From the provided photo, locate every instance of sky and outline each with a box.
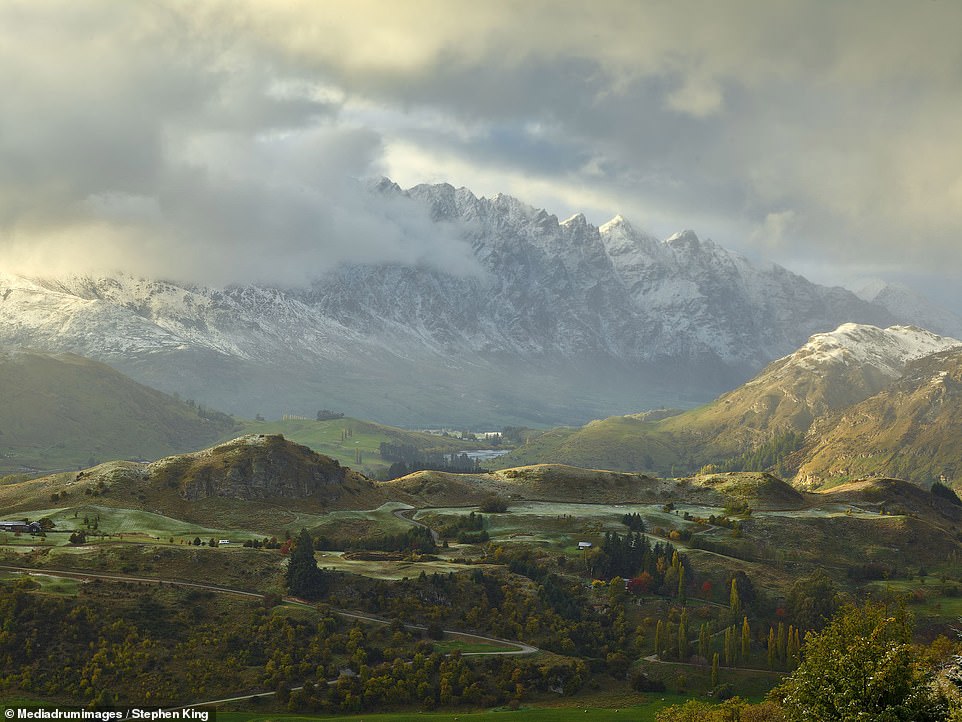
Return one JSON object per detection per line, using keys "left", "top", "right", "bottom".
{"left": 2, "top": 1, "right": 961, "bottom": 310}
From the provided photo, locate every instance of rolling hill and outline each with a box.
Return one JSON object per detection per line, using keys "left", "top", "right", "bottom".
{"left": 0, "top": 349, "right": 238, "bottom": 474}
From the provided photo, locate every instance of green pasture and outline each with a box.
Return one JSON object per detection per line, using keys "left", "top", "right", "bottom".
{"left": 4, "top": 502, "right": 422, "bottom": 549}
{"left": 417, "top": 502, "right": 703, "bottom": 551}
{"left": 756, "top": 504, "right": 882, "bottom": 520}
{"left": 867, "top": 578, "right": 962, "bottom": 619}
{"left": 0, "top": 570, "right": 81, "bottom": 595}
{"left": 229, "top": 418, "right": 483, "bottom": 476}
{"left": 314, "top": 551, "right": 477, "bottom": 580}
{"left": 306, "top": 502, "right": 414, "bottom": 538}
{"left": 12, "top": 504, "right": 259, "bottom": 543}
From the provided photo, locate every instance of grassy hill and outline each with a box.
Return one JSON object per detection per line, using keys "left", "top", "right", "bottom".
{"left": 0, "top": 434, "right": 387, "bottom": 531}
{"left": 0, "top": 350, "right": 238, "bottom": 474}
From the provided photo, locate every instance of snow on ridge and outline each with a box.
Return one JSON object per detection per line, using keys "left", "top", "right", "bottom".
{"left": 787, "top": 323, "right": 961, "bottom": 377}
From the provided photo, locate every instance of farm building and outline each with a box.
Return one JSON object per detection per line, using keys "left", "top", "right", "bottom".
{"left": 0, "top": 520, "right": 42, "bottom": 534}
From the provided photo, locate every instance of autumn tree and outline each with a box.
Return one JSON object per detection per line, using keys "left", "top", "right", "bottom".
{"left": 774, "top": 602, "right": 947, "bottom": 721}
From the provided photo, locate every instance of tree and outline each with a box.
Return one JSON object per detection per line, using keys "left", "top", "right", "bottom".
{"left": 741, "top": 616, "right": 751, "bottom": 662}
{"left": 774, "top": 602, "right": 947, "bottom": 721}
{"left": 678, "top": 617, "right": 689, "bottom": 661}
{"left": 931, "top": 480, "right": 962, "bottom": 506}
{"left": 768, "top": 626, "right": 776, "bottom": 669}
{"left": 730, "top": 578, "right": 741, "bottom": 619}
{"left": 479, "top": 495, "right": 508, "bottom": 513}
{"left": 285, "top": 528, "right": 328, "bottom": 600}
{"left": 655, "top": 620, "right": 666, "bottom": 658}
{"left": 786, "top": 570, "right": 837, "bottom": 631}
{"left": 698, "top": 622, "right": 711, "bottom": 660}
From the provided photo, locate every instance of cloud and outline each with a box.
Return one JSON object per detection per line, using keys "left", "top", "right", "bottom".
{"left": 0, "top": 1, "right": 478, "bottom": 286}
{"left": 2, "top": 0, "right": 962, "bottom": 299}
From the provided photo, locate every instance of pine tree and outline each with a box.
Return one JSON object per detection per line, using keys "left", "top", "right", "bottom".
{"left": 286, "top": 528, "right": 328, "bottom": 600}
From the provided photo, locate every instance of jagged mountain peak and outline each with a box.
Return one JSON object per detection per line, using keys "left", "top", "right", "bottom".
{"left": 666, "top": 229, "right": 701, "bottom": 245}
{"left": 560, "top": 212, "right": 588, "bottom": 229}
{"left": 0, "top": 180, "right": 949, "bottom": 426}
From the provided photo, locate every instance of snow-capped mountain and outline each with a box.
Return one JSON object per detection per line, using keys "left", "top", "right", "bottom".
{"left": 753, "top": 323, "right": 962, "bottom": 384}
{"left": 857, "top": 281, "right": 962, "bottom": 339}
{"left": 487, "top": 323, "right": 962, "bottom": 478}
{"left": 712, "top": 323, "right": 962, "bottom": 439}
{"left": 0, "top": 182, "right": 931, "bottom": 426}
{"left": 667, "top": 323, "right": 962, "bottom": 457}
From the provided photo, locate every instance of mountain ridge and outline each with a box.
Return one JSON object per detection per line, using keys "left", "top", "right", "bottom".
{"left": 493, "top": 323, "right": 962, "bottom": 485}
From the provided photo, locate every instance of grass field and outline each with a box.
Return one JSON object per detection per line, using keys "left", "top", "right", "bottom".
{"left": 229, "top": 418, "right": 486, "bottom": 477}
{"left": 215, "top": 697, "right": 691, "bottom": 722}
{"left": 315, "top": 551, "right": 478, "bottom": 580}
{"left": 417, "top": 502, "right": 704, "bottom": 552}
{"left": 0, "top": 570, "right": 81, "bottom": 595}
{"left": 867, "top": 578, "right": 962, "bottom": 620}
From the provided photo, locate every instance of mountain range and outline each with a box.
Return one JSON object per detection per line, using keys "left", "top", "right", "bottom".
{"left": 1, "top": 181, "right": 959, "bottom": 427}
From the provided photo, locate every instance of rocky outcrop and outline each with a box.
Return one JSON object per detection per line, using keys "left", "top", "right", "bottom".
{"left": 148, "top": 434, "right": 347, "bottom": 501}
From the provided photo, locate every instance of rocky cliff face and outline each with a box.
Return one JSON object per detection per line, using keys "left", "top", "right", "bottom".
{"left": 0, "top": 182, "right": 925, "bottom": 426}
{"left": 148, "top": 435, "right": 348, "bottom": 501}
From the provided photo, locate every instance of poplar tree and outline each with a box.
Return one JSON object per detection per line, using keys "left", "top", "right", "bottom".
{"left": 724, "top": 626, "right": 733, "bottom": 666}
{"left": 788, "top": 626, "right": 801, "bottom": 668}
{"left": 678, "top": 617, "right": 689, "bottom": 661}
{"left": 655, "top": 619, "right": 665, "bottom": 658}
{"left": 729, "top": 578, "right": 741, "bottom": 620}
{"left": 741, "top": 616, "right": 751, "bottom": 662}
{"left": 698, "top": 622, "right": 710, "bottom": 660}
{"left": 768, "top": 626, "right": 776, "bottom": 669}
{"left": 711, "top": 652, "right": 719, "bottom": 688}
{"left": 777, "top": 621, "right": 787, "bottom": 663}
